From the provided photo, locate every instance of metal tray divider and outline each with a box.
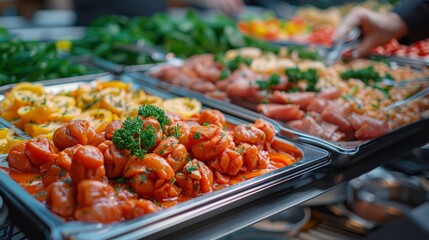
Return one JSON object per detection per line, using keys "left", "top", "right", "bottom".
{"left": 91, "top": 56, "right": 125, "bottom": 74}
{"left": 0, "top": 117, "right": 31, "bottom": 139}
{"left": 272, "top": 42, "right": 429, "bottom": 67}
{"left": 89, "top": 43, "right": 172, "bottom": 75}
{"left": 0, "top": 72, "right": 113, "bottom": 95}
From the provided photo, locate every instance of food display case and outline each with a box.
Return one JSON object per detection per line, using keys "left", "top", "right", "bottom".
{"left": 126, "top": 55, "right": 429, "bottom": 167}
{"left": 0, "top": 2, "right": 429, "bottom": 239}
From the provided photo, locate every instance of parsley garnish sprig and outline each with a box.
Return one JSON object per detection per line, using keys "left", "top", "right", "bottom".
{"left": 112, "top": 117, "right": 157, "bottom": 159}
{"left": 138, "top": 105, "right": 170, "bottom": 128}
{"left": 256, "top": 73, "right": 280, "bottom": 90}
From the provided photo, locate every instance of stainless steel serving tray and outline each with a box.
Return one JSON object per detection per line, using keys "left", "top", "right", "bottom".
{"left": 126, "top": 64, "right": 429, "bottom": 167}
{"left": 90, "top": 55, "right": 165, "bottom": 75}
{"left": 0, "top": 77, "right": 329, "bottom": 239}
{"left": 271, "top": 40, "right": 429, "bottom": 67}
{"left": 87, "top": 42, "right": 183, "bottom": 74}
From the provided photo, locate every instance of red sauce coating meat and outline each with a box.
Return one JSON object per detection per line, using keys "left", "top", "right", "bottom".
{"left": 5, "top": 110, "right": 302, "bottom": 223}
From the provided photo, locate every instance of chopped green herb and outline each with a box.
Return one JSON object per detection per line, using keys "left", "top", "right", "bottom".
{"left": 287, "top": 45, "right": 321, "bottom": 60}
{"left": 287, "top": 87, "right": 300, "bottom": 93}
{"left": 285, "top": 68, "right": 319, "bottom": 91}
{"left": 186, "top": 164, "right": 198, "bottom": 173}
{"left": 126, "top": 187, "right": 136, "bottom": 194}
{"left": 203, "top": 122, "right": 210, "bottom": 126}
{"left": 140, "top": 174, "right": 147, "bottom": 184}
{"left": 340, "top": 66, "right": 394, "bottom": 87}
{"left": 219, "top": 69, "right": 230, "bottom": 80}
{"left": 59, "top": 169, "right": 66, "bottom": 178}
{"left": 374, "top": 84, "right": 391, "bottom": 98}
{"left": 349, "top": 85, "right": 359, "bottom": 96}
{"left": 170, "top": 178, "right": 176, "bottom": 185}
{"left": 260, "top": 98, "right": 269, "bottom": 104}
{"left": 222, "top": 55, "right": 253, "bottom": 72}
{"left": 256, "top": 73, "right": 280, "bottom": 90}
{"left": 174, "top": 124, "right": 182, "bottom": 138}
{"left": 371, "top": 104, "right": 380, "bottom": 109}
{"left": 63, "top": 178, "right": 72, "bottom": 184}
{"left": 34, "top": 190, "right": 46, "bottom": 199}
{"left": 153, "top": 200, "right": 163, "bottom": 207}
{"left": 194, "top": 131, "right": 201, "bottom": 139}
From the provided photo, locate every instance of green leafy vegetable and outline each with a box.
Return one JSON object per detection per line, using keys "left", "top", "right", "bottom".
{"left": 217, "top": 55, "right": 253, "bottom": 72}
{"left": 0, "top": 39, "right": 99, "bottom": 86}
{"left": 287, "top": 45, "right": 321, "bottom": 60}
{"left": 76, "top": 10, "right": 279, "bottom": 65}
{"left": 285, "top": 68, "right": 319, "bottom": 91}
{"left": 256, "top": 73, "right": 280, "bottom": 90}
{"left": 219, "top": 69, "right": 231, "bottom": 80}
{"left": 340, "top": 66, "right": 385, "bottom": 85}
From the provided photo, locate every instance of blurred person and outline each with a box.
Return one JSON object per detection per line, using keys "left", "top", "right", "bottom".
{"left": 183, "top": 0, "right": 243, "bottom": 15}
{"left": 334, "top": 0, "right": 429, "bottom": 57}
{"left": 16, "top": 0, "right": 71, "bottom": 19}
{"left": 74, "top": 0, "right": 244, "bottom": 26}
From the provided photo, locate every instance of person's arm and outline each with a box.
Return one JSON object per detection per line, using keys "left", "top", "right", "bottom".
{"left": 178, "top": 0, "right": 243, "bottom": 15}
{"left": 393, "top": 0, "right": 429, "bottom": 44}
{"left": 333, "top": 7, "right": 408, "bottom": 57}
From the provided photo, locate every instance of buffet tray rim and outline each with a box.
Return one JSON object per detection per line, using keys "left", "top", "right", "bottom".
{"left": 0, "top": 76, "right": 330, "bottom": 239}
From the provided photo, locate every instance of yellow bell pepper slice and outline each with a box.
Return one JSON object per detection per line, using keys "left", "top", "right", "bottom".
{"left": 17, "top": 102, "right": 58, "bottom": 124}
{"left": 24, "top": 122, "right": 63, "bottom": 138}
{"left": 127, "top": 90, "right": 147, "bottom": 105}
{"left": 0, "top": 139, "right": 9, "bottom": 154}
{"left": 7, "top": 135, "right": 26, "bottom": 150}
{"left": 11, "top": 83, "right": 45, "bottom": 96}
{"left": 52, "top": 95, "right": 76, "bottom": 108}
{"left": 101, "top": 95, "right": 126, "bottom": 115}
{"left": 161, "top": 98, "right": 201, "bottom": 119}
{"left": 0, "top": 111, "right": 19, "bottom": 122}
{"left": 143, "top": 95, "right": 163, "bottom": 107}
{"left": 12, "top": 90, "right": 41, "bottom": 108}
{"left": 0, "top": 128, "right": 9, "bottom": 139}
{"left": 78, "top": 109, "right": 113, "bottom": 133}
{"left": 96, "top": 81, "right": 131, "bottom": 91}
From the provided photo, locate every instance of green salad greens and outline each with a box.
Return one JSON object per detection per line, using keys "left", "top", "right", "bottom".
{"left": 0, "top": 39, "right": 100, "bottom": 86}
{"left": 71, "top": 11, "right": 280, "bottom": 65}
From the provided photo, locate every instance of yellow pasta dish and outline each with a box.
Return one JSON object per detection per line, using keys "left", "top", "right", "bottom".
{"left": 0, "top": 81, "right": 202, "bottom": 139}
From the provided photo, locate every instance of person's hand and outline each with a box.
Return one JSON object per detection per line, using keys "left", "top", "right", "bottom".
{"left": 333, "top": 7, "right": 409, "bottom": 57}
{"left": 197, "top": 0, "right": 244, "bottom": 15}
